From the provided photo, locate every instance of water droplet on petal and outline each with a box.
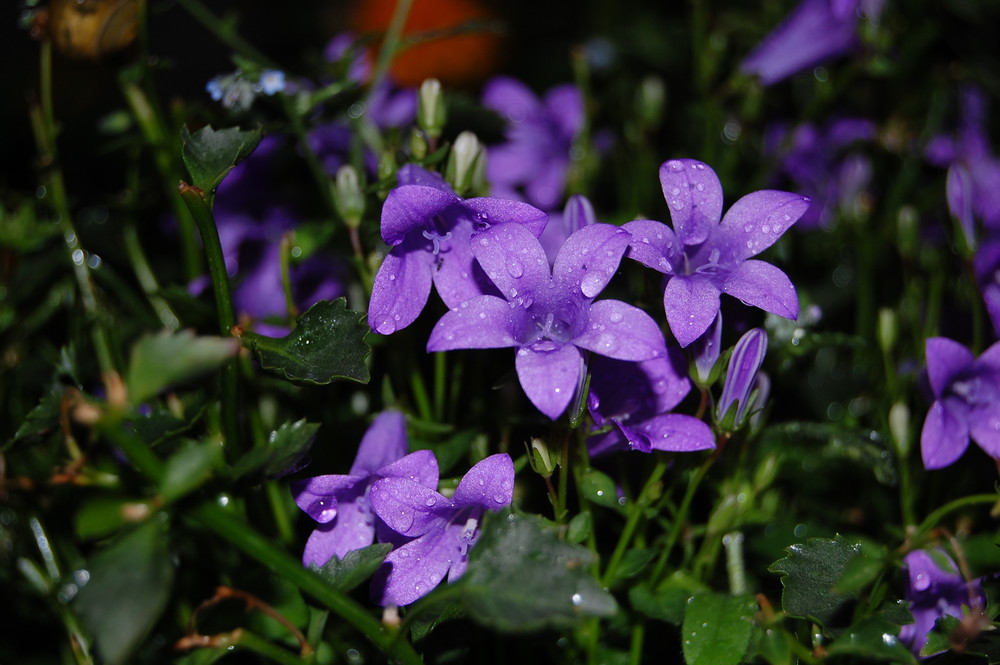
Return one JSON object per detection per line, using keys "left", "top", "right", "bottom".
{"left": 480, "top": 237, "right": 490, "bottom": 246}
{"left": 581, "top": 272, "right": 605, "bottom": 298}
{"left": 424, "top": 497, "right": 437, "bottom": 507}
{"left": 609, "top": 310, "right": 623, "bottom": 323}
{"left": 666, "top": 160, "right": 683, "bottom": 172}
{"left": 670, "top": 199, "right": 685, "bottom": 211}
{"left": 380, "top": 319, "right": 397, "bottom": 334}
{"left": 507, "top": 258, "right": 524, "bottom": 278}
{"left": 597, "top": 333, "right": 617, "bottom": 353}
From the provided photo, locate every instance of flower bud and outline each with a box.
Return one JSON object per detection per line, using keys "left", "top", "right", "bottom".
{"left": 408, "top": 127, "right": 429, "bottom": 161}
{"left": 717, "top": 328, "right": 768, "bottom": 431}
{"left": 889, "top": 401, "right": 910, "bottom": 457}
{"left": 333, "top": 165, "right": 365, "bottom": 229}
{"left": 691, "top": 313, "right": 723, "bottom": 386}
{"left": 636, "top": 76, "right": 666, "bottom": 130}
{"left": 564, "top": 195, "right": 598, "bottom": 234}
{"left": 418, "top": 78, "right": 446, "bottom": 141}
{"left": 445, "top": 131, "right": 485, "bottom": 196}
{"left": 877, "top": 307, "right": 896, "bottom": 354}
{"left": 526, "top": 437, "right": 560, "bottom": 478}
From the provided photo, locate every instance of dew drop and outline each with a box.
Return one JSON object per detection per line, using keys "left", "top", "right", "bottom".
{"left": 696, "top": 183, "right": 704, "bottom": 191}
{"left": 388, "top": 273, "right": 396, "bottom": 281}
{"left": 507, "top": 258, "right": 524, "bottom": 278}
{"left": 666, "top": 160, "right": 683, "bottom": 172}
{"left": 571, "top": 593, "right": 583, "bottom": 606}
{"left": 380, "top": 319, "right": 397, "bottom": 334}
{"left": 609, "top": 310, "right": 623, "bottom": 323}
{"left": 478, "top": 312, "right": 487, "bottom": 319}
{"left": 424, "top": 497, "right": 437, "bottom": 507}
{"left": 743, "top": 224, "right": 753, "bottom": 233}
{"left": 580, "top": 272, "right": 605, "bottom": 298}
{"left": 479, "top": 237, "right": 490, "bottom": 246}
{"left": 671, "top": 187, "right": 681, "bottom": 196}
{"left": 598, "top": 333, "right": 617, "bottom": 351}
{"left": 670, "top": 199, "right": 685, "bottom": 211}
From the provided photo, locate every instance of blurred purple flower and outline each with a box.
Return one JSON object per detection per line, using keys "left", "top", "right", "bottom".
{"left": 539, "top": 194, "right": 599, "bottom": 265}
{"left": 765, "top": 118, "right": 876, "bottom": 229}
{"left": 973, "top": 238, "right": 1000, "bottom": 336}
{"left": 926, "top": 86, "right": 1000, "bottom": 243}
{"left": 717, "top": 328, "right": 768, "bottom": 430}
{"left": 623, "top": 159, "right": 810, "bottom": 347}
{"left": 428, "top": 223, "right": 667, "bottom": 420}
{"left": 291, "top": 411, "right": 439, "bottom": 567}
{"left": 369, "top": 453, "right": 514, "bottom": 606}
{"left": 741, "top": 0, "right": 884, "bottom": 86}
{"left": 369, "top": 165, "right": 547, "bottom": 335}
{"left": 588, "top": 353, "right": 714, "bottom": 456}
{"left": 920, "top": 336, "right": 1000, "bottom": 469}
{"left": 482, "top": 76, "right": 584, "bottom": 210}
{"left": 899, "top": 549, "right": 985, "bottom": 656}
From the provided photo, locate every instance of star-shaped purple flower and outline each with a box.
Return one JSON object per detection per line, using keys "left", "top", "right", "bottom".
{"left": 899, "top": 548, "right": 985, "bottom": 656}
{"left": 291, "top": 411, "right": 438, "bottom": 566}
{"left": 920, "top": 337, "right": 1000, "bottom": 469}
{"left": 587, "top": 353, "right": 714, "bottom": 456}
{"left": 623, "top": 159, "right": 810, "bottom": 347}
{"left": 369, "top": 453, "right": 514, "bottom": 606}
{"left": 369, "top": 165, "right": 548, "bottom": 335}
{"left": 482, "top": 76, "right": 584, "bottom": 210}
{"left": 427, "top": 222, "right": 667, "bottom": 420}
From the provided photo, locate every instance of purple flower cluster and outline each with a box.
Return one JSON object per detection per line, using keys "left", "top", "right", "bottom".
{"left": 900, "top": 548, "right": 985, "bottom": 655}
{"left": 292, "top": 411, "right": 514, "bottom": 606}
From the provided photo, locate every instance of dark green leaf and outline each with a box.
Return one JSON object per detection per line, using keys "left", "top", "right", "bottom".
{"left": 682, "top": 591, "right": 757, "bottom": 665}
{"left": 609, "top": 548, "right": 656, "bottom": 584}
{"left": 127, "top": 393, "right": 210, "bottom": 447}
{"left": 11, "top": 388, "right": 62, "bottom": 444}
{"left": 768, "top": 535, "right": 862, "bottom": 627}
{"left": 242, "top": 299, "right": 370, "bottom": 385}
{"left": 409, "top": 602, "right": 465, "bottom": 642}
{"left": 74, "top": 520, "right": 174, "bottom": 665}
{"left": 230, "top": 419, "right": 320, "bottom": 481}
{"left": 629, "top": 571, "right": 706, "bottom": 625}
{"left": 580, "top": 469, "right": 623, "bottom": 511}
{"left": 161, "top": 438, "right": 223, "bottom": 502}
{"left": 833, "top": 550, "right": 886, "bottom": 594}
{"left": 566, "top": 512, "right": 592, "bottom": 544}
{"left": 127, "top": 330, "right": 240, "bottom": 404}
{"left": 754, "top": 626, "right": 795, "bottom": 665}
{"left": 180, "top": 125, "right": 262, "bottom": 194}
{"left": 459, "top": 511, "right": 617, "bottom": 631}
{"left": 827, "top": 612, "right": 916, "bottom": 663}
{"left": 314, "top": 543, "right": 392, "bottom": 593}
{"left": 75, "top": 495, "right": 155, "bottom": 541}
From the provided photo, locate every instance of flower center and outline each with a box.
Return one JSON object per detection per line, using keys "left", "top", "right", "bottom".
{"left": 512, "top": 293, "right": 587, "bottom": 349}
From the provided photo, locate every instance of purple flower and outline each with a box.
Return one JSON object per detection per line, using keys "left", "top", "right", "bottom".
{"left": 291, "top": 411, "right": 438, "bottom": 567}
{"left": 717, "top": 328, "right": 768, "bottom": 430}
{"left": 740, "top": 0, "right": 884, "bottom": 86}
{"left": 539, "top": 194, "right": 599, "bottom": 265}
{"left": 482, "top": 76, "right": 584, "bottom": 210}
{"left": 973, "top": 238, "right": 1000, "bottom": 336}
{"left": 588, "top": 353, "right": 715, "bottom": 456}
{"left": 920, "top": 337, "right": 1000, "bottom": 469}
{"left": 369, "top": 165, "right": 547, "bottom": 335}
{"left": 899, "top": 549, "right": 985, "bottom": 656}
{"left": 427, "top": 223, "right": 667, "bottom": 420}
{"left": 369, "top": 453, "right": 514, "bottom": 606}
{"left": 691, "top": 313, "right": 724, "bottom": 384}
{"left": 623, "top": 159, "right": 810, "bottom": 347}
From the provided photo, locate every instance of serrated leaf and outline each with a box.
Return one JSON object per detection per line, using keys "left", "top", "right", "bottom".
{"left": 230, "top": 419, "right": 320, "bottom": 481}
{"left": 161, "top": 438, "right": 223, "bottom": 502}
{"left": 768, "top": 535, "right": 862, "bottom": 627}
{"left": 127, "top": 330, "right": 240, "bottom": 404}
{"left": 682, "top": 591, "right": 757, "bottom": 665}
{"left": 314, "top": 543, "right": 392, "bottom": 593}
{"left": 242, "top": 299, "right": 370, "bottom": 385}
{"left": 459, "top": 511, "right": 617, "bottom": 631}
{"left": 12, "top": 388, "right": 62, "bottom": 444}
{"left": 74, "top": 520, "right": 174, "bottom": 665}
{"left": 180, "top": 124, "right": 262, "bottom": 194}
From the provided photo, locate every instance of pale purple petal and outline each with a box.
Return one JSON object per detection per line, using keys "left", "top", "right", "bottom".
{"left": 623, "top": 220, "right": 679, "bottom": 274}
{"left": 380, "top": 185, "right": 460, "bottom": 246}
{"left": 350, "top": 411, "right": 409, "bottom": 476}
{"left": 527, "top": 161, "right": 571, "bottom": 211}
{"left": 644, "top": 414, "right": 716, "bottom": 452}
{"left": 925, "top": 337, "right": 975, "bottom": 398}
{"left": 396, "top": 163, "right": 452, "bottom": 190}
{"left": 302, "top": 490, "right": 376, "bottom": 565}
{"left": 920, "top": 401, "right": 970, "bottom": 469}
{"left": 368, "top": 241, "right": 433, "bottom": 334}
{"left": 967, "top": 407, "right": 1000, "bottom": 458}
{"left": 430, "top": 218, "right": 490, "bottom": 308}
{"left": 718, "top": 328, "right": 768, "bottom": 424}
{"left": 291, "top": 474, "right": 360, "bottom": 523}
{"left": 575, "top": 300, "right": 666, "bottom": 361}
{"left": 452, "top": 453, "right": 515, "bottom": 510}
{"left": 722, "top": 260, "right": 799, "bottom": 320}
{"left": 663, "top": 276, "right": 722, "bottom": 347}
{"left": 375, "top": 529, "right": 453, "bottom": 606}
{"left": 692, "top": 313, "right": 723, "bottom": 383}
{"left": 515, "top": 343, "right": 582, "bottom": 419}
{"left": 946, "top": 164, "right": 975, "bottom": 248}
{"left": 427, "top": 296, "right": 517, "bottom": 351}
{"left": 545, "top": 84, "right": 584, "bottom": 139}
{"left": 658, "top": 159, "right": 723, "bottom": 246}
{"left": 464, "top": 197, "right": 549, "bottom": 237}
{"left": 552, "top": 223, "right": 631, "bottom": 299}
{"left": 470, "top": 224, "right": 550, "bottom": 300}
{"left": 717, "top": 190, "right": 811, "bottom": 262}
{"left": 369, "top": 477, "right": 450, "bottom": 538}
{"left": 482, "top": 76, "right": 542, "bottom": 122}
{"left": 378, "top": 449, "right": 440, "bottom": 490}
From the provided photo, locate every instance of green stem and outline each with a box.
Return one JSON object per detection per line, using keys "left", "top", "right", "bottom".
{"left": 123, "top": 222, "right": 180, "bottom": 329}
{"left": 601, "top": 457, "right": 669, "bottom": 586}
{"left": 629, "top": 621, "right": 645, "bottom": 665}
{"left": 650, "top": 456, "right": 714, "bottom": 584}
{"left": 367, "top": 0, "right": 414, "bottom": 105}
{"left": 914, "top": 493, "right": 1000, "bottom": 540}
{"left": 205, "top": 629, "right": 310, "bottom": 665}
{"left": 433, "top": 352, "right": 446, "bottom": 423}
{"left": 175, "top": 0, "right": 278, "bottom": 68}
{"left": 279, "top": 232, "right": 298, "bottom": 320}
{"left": 556, "top": 428, "right": 570, "bottom": 523}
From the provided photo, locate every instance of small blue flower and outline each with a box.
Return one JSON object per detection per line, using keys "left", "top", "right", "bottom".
{"left": 256, "top": 69, "right": 286, "bottom": 96}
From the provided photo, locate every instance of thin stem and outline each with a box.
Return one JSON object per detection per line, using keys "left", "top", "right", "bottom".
{"left": 650, "top": 456, "right": 714, "bottom": 584}
{"left": 628, "top": 621, "right": 645, "bottom": 665}
{"left": 367, "top": 0, "right": 414, "bottom": 106}
{"left": 913, "top": 493, "right": 1000, "bottom": 540}
{"left": 279, "top": 232, "right": 298, "bottom": 320}
{"left": 123, "top": 222, "right": 180, "bottom": 329}
{"left": 174, "top": 0, "right": 278, "bottom": 68}
{"left": 601, "top": 458, "right": 669, "bottom": 586}
{"left": 433, "top": 351, "right": 446, "bottom": 422}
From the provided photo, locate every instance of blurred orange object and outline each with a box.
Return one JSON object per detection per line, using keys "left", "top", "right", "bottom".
{"left": 350, "top": 0, "right": 504, "bottom": 88}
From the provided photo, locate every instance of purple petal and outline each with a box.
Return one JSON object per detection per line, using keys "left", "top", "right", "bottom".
{"left": 691, "top": 313, "right": 723, "bottom": 383}
{"left": 427, "top": 295, "right": 518, "bottom": 351}
{"left": 302, "top": 490, "right": 376, "bottom": 565}
{"left": 430, "top": 217, "right": 489, "bottom": 309}
{"left": 925, "top": 337, "right": 974, "bottom": 398}
{"left": 464, "top": 197, "right": 549, "bottom": 238}
{"left": 575, "top": 300, "right": 666, "bottom": 361}
{"left": 526, "top": 160, "right": 571, "bottom": 211}
{"left": 368, "top": 241, "right": 433, "bottom": 334}
{"left": 350, "top": 411, "right": 409, "bottom": 476}
{"left": 717, "top": 190, "right": 811, "bottom": 263}
{"left": 482, "top": 76, "right": 542, "bottom": 122}
{"left": 947, "top": 164, "right": 976, "bottom": 248}
{"left": 920, "top": 401, "right": 970, "bottom": 469}
{"left": 380, "top": 185, "right": 460, "bottom": 246}
{"left": 658, "top": 159, "right": 723, "bottom": 246}
{"left": 378, "top": 449, "right": 440, "bottom": 490}
{"left": 663, "top": 276, "right": 722, "bottom": 347}
{"left": 722, "top": 260, "right": 799, "bottom": 319}
{"left": 643, "top": 414, "right": 716, "bottom": 452}
{"left": 369, "top": 477, "right": 449, "bottom": 538}
{"left": 545, "top": 84, "right": 584, "bottom": 139}
{"left": 470, "top": 223, "right": 550, "bottom": 300}
{"left": 967, "top": 406, "right": 1000, "bottom": 459}
{"left": 292, "top": 475, "right": 362, "bottom": 523}
{"left": 623, "top": 220, "right": 679, "bottom": 274}
{"left": 396, "top": 164, "right": 452, "bottom": 190}
{"left": 375, "top": 529, "right": 453, "bottom": 606}
{"left": 553, "top": 224, "right": 632, "bottom": 299}
{"left": 453, "top": 454, "right": 515, "bottom": 510}
{"left": 718, "top": 328, "right": 768, "bottom": 424}
{"left": 515, "top": 343, "right": 583, "bottom": 419}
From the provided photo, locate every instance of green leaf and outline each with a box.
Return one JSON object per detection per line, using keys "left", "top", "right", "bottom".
{"left": 230, "top": 419, "right": 320, "bottom": 481}
{"left": 459, "top": 511, "right": 617, "bottom": 631}
{"left": 161, "top": 438, "right": 223, "bottom": 502}
{"left": 128, "top": 393, "right": 210, "bottom": 447}
{"left": 313, "top": 543, "right": 392, "bottom": 593}
{"left": 609, "top": 548, "right": 656, "bottom": 585}
{"left": 242, "top": 299, "right": 370, "bottom": 385}
{"left": 754, "top": 626, "right": 795, "bottom": 665}
{"left": 681, "top": 591, "right": 757, "bottom": 665}
{"left": 768, "top": 535, "right": 862, "bottom": 628}
{"left": 566, "top": 511, "right": 592, "bottom": 544}
{"left": 580, "top": 469, "right": 624, "bottom": 511}
{"left": 11, "top": 387, "right": 62, "bottom": 444}
{"left": 73, "top": 520, "right": 174, "bottom": 665}
{"left": 826, "top": 610, "right": 916, "bottom": 663}
{"left": 629, "top": 571, "right": 706, "bottom": 625}
{"left": 180, "top": 124, "right": 262, "bottom": 194}
{"left": 127, "top": 329, "right": 240, "bottom": 404}
{"left": 75, "top": 495, "right": 155, "bottom": 541}
{"left": 833, "top": 549, "right": 886, "bottom": 594}
{"left": 409, "top": 602, "right": 465, "bottom": 642}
